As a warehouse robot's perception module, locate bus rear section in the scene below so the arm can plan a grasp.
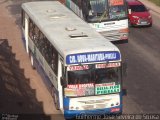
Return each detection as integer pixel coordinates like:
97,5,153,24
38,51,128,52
60,0,129,41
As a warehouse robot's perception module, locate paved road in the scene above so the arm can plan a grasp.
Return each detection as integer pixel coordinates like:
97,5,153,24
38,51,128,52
117,0,160,114
0,0,160,120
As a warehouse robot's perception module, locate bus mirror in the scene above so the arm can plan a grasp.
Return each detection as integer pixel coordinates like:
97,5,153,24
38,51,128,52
128,9,131,14
122,88,127,96
122,62,127,77
60,77,67,87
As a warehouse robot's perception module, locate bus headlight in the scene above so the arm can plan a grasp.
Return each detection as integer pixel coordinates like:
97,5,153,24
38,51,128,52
116,102,119,106
70,106,74,110
69,106,80,110
111,103,114,106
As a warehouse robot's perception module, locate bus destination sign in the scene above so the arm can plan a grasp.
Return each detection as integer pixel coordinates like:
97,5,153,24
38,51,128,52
66,51,120,64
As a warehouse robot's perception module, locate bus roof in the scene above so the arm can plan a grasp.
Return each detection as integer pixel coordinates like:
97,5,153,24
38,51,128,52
22,1,121,62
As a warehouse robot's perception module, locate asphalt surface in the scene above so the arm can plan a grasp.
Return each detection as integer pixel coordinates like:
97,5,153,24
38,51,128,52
117,0,160,114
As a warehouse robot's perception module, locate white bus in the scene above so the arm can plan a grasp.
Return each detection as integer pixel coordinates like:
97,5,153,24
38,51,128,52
59,0,129,42
21,1,126,119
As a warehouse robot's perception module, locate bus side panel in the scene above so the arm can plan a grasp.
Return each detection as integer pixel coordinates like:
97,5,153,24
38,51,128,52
24,13,29,53
90,19,129,41
37,49,58,91
43,54,58,90
91,19,128,32
21,28,26,50
57,56,64,111
28,38,58,90
67,0,83,20
31,49,59,107
28,38,60,109
28,38,34,55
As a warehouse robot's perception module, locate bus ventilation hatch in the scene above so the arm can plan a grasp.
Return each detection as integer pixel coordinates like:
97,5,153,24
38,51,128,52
69,32,88,38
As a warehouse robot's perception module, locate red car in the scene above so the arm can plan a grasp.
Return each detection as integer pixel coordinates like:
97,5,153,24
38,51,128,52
126,0,152,27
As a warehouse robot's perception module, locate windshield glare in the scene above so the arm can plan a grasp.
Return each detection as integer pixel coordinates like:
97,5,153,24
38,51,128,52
89,0,107,14
95,67,120,84
65,64,121,97
109,5,127,19
86,0,127,22
68,70,90,84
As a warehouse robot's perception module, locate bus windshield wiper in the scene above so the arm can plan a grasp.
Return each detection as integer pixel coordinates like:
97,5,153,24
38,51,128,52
99,9,108,22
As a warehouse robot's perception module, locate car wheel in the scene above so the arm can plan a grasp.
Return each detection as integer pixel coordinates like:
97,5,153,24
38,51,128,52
148,23,152,27
53,92,60,110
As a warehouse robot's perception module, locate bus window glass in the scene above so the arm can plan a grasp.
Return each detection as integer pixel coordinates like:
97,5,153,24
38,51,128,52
90,0,106,14
95,67,120,84
87,0,109,22
86,0,127,22
68,70,91,84
109,0,127,19
65,64,121,97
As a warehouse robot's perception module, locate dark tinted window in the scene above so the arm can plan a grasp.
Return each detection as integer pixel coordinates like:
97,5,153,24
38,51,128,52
28,19,58,75
129,5,147,12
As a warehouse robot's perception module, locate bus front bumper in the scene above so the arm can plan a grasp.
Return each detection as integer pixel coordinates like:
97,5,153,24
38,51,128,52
64,105,122,119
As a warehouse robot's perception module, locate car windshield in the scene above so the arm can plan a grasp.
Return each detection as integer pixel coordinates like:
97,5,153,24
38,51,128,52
64,63,121,97
129,5,147,12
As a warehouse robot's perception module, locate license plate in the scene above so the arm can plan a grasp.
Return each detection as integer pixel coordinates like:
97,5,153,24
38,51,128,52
140,21,147,24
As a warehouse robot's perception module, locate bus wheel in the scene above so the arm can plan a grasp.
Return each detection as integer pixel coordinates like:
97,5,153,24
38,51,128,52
53,93,60,110
128,21,132,27
52,90,59,110
29,53,35,69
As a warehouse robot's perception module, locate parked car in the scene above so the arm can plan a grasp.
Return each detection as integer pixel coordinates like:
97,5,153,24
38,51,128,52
126,0,152,27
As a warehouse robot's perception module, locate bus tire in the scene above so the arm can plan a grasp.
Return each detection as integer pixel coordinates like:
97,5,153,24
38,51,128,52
54,93,60,110
29,52,36,69
128,21,132,27
52,88,59,110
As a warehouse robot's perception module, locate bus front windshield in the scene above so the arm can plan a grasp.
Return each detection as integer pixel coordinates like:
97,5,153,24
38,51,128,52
64,63,121,97
86,0,127,22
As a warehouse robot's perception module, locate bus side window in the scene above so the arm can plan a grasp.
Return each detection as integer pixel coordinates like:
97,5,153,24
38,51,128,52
31,23,36,40
29,19,34,39
37,32,43,49
48,44,58,75
33,26,40,45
